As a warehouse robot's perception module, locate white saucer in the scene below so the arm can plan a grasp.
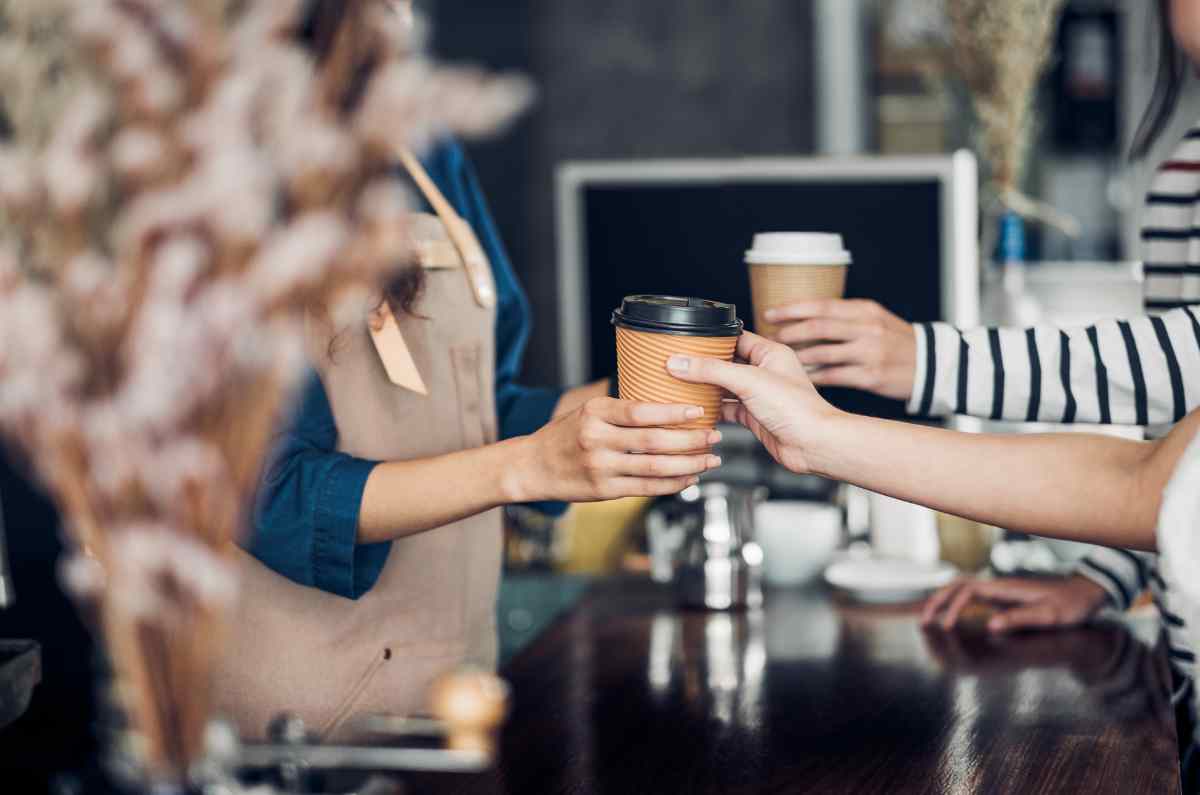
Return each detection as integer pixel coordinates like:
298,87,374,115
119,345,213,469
823,556,958,604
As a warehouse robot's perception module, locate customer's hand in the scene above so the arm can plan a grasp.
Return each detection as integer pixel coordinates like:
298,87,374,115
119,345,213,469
665,332,841,474
520,397,722,502
764,299,917,401
921,575,1110,634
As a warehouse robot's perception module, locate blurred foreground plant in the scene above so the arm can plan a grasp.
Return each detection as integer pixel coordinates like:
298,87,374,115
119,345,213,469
0,0,530,783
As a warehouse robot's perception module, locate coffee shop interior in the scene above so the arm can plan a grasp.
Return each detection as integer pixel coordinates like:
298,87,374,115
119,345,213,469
0,0,1197,793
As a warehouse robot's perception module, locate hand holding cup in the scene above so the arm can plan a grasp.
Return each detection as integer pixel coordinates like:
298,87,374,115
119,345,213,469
518,397,723,503
745,233,850,340
764,298,917,401
665,331,840,475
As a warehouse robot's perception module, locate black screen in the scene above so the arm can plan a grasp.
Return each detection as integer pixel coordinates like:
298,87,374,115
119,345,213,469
582,180,944,421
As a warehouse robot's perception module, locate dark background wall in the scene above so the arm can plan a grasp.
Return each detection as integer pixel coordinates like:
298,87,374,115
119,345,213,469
433,0,816,386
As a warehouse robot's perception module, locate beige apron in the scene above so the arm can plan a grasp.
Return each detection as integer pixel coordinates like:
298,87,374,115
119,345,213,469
215,163,503,741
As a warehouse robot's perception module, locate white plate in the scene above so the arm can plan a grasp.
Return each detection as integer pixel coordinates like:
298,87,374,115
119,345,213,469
823,556,958,604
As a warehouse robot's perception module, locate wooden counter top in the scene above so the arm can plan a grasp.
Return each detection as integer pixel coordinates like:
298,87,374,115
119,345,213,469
416,578,1180,794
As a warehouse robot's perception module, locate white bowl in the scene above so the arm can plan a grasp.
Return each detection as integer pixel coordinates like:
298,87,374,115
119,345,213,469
754,501,843,587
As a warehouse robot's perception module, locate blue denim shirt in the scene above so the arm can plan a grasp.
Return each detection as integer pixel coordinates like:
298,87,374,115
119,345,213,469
249,139,565,599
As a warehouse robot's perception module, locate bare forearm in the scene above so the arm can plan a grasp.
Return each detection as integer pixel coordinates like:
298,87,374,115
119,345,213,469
356,394,720,544
668,332,1200,554
809,415,1163,550
357,384,604,542
357,437,529,544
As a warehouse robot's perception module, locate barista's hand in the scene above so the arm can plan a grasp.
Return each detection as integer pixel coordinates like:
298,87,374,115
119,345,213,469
921,575,1110,634
665,332,840,475
765,299,917,401
518,397,722,502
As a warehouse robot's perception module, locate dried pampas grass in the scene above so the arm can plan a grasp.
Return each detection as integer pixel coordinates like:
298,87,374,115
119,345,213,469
944,0,1068,194
893,0,1074,235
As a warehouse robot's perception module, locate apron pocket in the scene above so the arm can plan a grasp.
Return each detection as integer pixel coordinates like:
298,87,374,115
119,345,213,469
451,343,493,448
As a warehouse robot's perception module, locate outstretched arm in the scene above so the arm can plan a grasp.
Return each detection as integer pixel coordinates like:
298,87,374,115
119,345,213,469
254,374,719,599
667,332,1200,552
806,413,1189,550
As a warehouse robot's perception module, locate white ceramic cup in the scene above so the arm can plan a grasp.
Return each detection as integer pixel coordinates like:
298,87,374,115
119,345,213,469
754,501,843,587
867,491,940,565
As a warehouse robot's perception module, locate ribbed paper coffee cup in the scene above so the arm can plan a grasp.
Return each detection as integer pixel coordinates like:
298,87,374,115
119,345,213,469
745,233,851,341
612,296,742,431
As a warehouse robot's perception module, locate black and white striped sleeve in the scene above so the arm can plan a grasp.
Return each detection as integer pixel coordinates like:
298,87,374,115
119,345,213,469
1072,547,1153,610
908,307,1200,425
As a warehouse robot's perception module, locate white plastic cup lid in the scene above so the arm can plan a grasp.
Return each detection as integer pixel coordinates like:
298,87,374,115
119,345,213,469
745,232,852,266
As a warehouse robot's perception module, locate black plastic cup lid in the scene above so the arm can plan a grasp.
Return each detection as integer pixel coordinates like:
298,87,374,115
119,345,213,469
611,295,743,337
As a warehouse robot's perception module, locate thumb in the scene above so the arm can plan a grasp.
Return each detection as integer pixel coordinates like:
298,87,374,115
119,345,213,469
666,354,765,400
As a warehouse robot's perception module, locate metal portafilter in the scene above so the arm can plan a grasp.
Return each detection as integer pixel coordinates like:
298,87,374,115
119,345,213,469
228,669,510,786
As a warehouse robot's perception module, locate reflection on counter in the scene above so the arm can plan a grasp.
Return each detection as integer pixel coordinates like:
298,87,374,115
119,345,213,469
428,579,1178,795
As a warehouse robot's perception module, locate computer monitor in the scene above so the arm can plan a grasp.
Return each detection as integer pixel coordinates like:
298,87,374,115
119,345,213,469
555,153,979,421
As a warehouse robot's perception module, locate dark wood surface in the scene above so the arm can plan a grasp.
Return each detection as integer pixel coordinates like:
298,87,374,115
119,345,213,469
415,578,1180,795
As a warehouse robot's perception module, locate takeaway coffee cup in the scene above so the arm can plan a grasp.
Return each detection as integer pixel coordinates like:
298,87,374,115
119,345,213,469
745,233,852,340
611,295,743,431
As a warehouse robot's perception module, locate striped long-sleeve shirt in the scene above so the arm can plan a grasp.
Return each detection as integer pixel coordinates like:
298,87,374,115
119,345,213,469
908,306,1200,426
909,128,1200,706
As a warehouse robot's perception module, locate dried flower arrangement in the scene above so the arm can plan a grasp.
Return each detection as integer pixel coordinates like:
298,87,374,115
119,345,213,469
892,0,1076,236
942,0,1075,233
0,0,530,783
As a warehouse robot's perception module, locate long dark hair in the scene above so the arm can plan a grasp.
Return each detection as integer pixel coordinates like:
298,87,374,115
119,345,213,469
1131,0,1189,159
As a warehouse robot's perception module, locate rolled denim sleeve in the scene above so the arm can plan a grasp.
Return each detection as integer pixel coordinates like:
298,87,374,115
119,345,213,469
249,372,391,599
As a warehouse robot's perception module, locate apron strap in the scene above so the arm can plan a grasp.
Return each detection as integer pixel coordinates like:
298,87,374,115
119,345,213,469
398,148,497,309
369,151,498,393
368,301,428,395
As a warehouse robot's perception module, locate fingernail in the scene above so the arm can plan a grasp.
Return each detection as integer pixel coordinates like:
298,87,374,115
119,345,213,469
687,476,700,486
707,455,722,468
668,355,691,374
764,309,780,321
708,430,722,444
685,406,704,419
